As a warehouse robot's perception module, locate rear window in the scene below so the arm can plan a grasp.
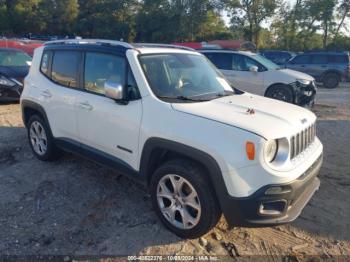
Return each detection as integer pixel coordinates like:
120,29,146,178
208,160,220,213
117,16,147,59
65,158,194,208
51,51,80,88
328,55,348,64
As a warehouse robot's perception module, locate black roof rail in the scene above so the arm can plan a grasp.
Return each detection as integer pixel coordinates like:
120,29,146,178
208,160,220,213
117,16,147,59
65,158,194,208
132,43,195,51
303,50,348,54
44,39,133,49
198,48,241,52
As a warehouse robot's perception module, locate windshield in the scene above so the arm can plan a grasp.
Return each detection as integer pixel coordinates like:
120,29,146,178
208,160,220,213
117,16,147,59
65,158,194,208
0,50,32,67
251,54,280,70
139,53,235,101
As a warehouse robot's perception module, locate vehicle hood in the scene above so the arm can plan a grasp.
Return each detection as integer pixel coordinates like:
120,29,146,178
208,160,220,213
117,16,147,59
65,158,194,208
0,66,29,80
172,93,316,139
276,68,314,82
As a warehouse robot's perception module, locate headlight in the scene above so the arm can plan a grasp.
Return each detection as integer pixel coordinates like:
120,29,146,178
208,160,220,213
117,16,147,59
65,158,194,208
264,140,278,163
0,76,16,87
296,79,311,86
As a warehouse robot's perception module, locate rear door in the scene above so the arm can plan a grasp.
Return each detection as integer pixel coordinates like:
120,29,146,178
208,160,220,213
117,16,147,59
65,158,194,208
76,51,142,170
35,49,81,141
309,54,328,78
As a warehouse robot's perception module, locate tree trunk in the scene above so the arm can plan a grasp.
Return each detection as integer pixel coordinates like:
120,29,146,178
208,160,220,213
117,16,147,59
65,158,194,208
323,21,328,49
334,6,350,38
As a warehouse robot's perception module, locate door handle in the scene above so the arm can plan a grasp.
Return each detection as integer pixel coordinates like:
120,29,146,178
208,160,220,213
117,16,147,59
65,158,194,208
41,90,52,98
77,101,93,111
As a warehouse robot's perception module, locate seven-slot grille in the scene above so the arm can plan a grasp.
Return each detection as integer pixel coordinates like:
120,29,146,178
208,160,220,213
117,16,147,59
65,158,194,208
290,123,316,160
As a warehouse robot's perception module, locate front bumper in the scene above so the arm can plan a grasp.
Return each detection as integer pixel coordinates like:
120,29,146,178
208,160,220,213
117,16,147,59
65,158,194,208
292,81,317,107
223,154,323,227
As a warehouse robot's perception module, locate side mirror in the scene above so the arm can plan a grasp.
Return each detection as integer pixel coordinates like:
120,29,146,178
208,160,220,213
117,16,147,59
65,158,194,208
249,65,259,73
104,80,124,101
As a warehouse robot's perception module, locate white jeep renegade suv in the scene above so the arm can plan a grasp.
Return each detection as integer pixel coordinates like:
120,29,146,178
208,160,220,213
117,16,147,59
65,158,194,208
21,40,323,239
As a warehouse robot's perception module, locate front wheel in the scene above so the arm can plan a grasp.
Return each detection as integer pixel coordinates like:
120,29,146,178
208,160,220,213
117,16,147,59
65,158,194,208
150,159,221,239
265,84,294,103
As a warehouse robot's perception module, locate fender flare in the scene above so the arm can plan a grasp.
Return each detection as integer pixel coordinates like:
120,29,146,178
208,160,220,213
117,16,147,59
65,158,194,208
21,99,50,128
139,137,233,217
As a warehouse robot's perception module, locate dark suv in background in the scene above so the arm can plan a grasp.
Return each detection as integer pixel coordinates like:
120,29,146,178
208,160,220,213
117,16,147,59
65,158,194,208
260,50,296,65
286,51,350,88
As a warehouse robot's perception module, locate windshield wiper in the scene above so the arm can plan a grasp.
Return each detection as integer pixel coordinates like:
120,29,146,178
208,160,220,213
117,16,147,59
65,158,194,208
212,90,235,99
158,95,209,102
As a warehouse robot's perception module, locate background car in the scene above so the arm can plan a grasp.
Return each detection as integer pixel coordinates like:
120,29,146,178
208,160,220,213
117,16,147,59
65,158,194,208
0,39,43,56
260,50,296,65
200,49,317,107
286,51,350,89
0,48,31,102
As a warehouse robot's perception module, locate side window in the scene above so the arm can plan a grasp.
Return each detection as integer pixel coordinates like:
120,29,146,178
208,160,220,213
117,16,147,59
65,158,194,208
204,53,232,70
84,52,126,95
51,51,80,88
292,55,310,64
232,54,264,71
40,51,51,77
311,55,327,64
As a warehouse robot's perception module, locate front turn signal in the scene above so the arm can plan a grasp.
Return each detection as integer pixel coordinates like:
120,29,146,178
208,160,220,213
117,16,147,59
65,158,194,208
246,142,255,160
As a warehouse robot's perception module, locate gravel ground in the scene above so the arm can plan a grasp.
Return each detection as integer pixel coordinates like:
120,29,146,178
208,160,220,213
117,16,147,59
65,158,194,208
0,84,349,259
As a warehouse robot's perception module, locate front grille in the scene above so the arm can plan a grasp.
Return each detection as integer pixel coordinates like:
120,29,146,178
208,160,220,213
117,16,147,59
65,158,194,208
290,123,316,160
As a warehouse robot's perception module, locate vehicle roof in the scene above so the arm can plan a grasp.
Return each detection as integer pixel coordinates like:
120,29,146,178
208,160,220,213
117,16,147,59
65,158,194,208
298,51,349,55
199,49,256,56
260,50,295,53
43,39,200,55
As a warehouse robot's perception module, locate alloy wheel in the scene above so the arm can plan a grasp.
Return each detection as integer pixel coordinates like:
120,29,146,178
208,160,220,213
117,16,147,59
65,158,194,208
157,174,201,230
29,121,48,156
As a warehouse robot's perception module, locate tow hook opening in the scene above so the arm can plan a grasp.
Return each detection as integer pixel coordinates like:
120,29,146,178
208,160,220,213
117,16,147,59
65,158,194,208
258,200,288,216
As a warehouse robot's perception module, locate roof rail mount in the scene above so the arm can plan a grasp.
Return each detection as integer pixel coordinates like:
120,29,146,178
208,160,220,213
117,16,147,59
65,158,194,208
132,43,195,51
44,39,133,49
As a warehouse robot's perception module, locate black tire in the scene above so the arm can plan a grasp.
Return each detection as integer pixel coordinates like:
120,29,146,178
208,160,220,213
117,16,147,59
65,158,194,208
150,158,221,239
323,73,340,89
265,84,294,103
27,115,61,161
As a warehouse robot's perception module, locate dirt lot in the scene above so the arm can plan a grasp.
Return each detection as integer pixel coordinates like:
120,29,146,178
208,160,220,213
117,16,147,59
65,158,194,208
0,85,349,260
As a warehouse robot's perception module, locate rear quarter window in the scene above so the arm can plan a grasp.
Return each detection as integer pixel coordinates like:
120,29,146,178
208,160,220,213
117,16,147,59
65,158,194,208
40,51,51,77
328,55,348,64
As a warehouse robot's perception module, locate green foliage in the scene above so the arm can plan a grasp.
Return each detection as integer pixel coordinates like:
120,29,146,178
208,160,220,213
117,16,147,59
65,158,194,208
0,0,349,51
225,0,280,48
135,0,231,42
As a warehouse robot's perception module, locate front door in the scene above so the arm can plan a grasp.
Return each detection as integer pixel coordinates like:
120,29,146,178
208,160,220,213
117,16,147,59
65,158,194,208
76,51,142,170
223,54,265,95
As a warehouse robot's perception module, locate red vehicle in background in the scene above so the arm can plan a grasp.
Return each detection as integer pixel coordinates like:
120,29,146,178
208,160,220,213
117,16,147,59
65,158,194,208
0,39,43,56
